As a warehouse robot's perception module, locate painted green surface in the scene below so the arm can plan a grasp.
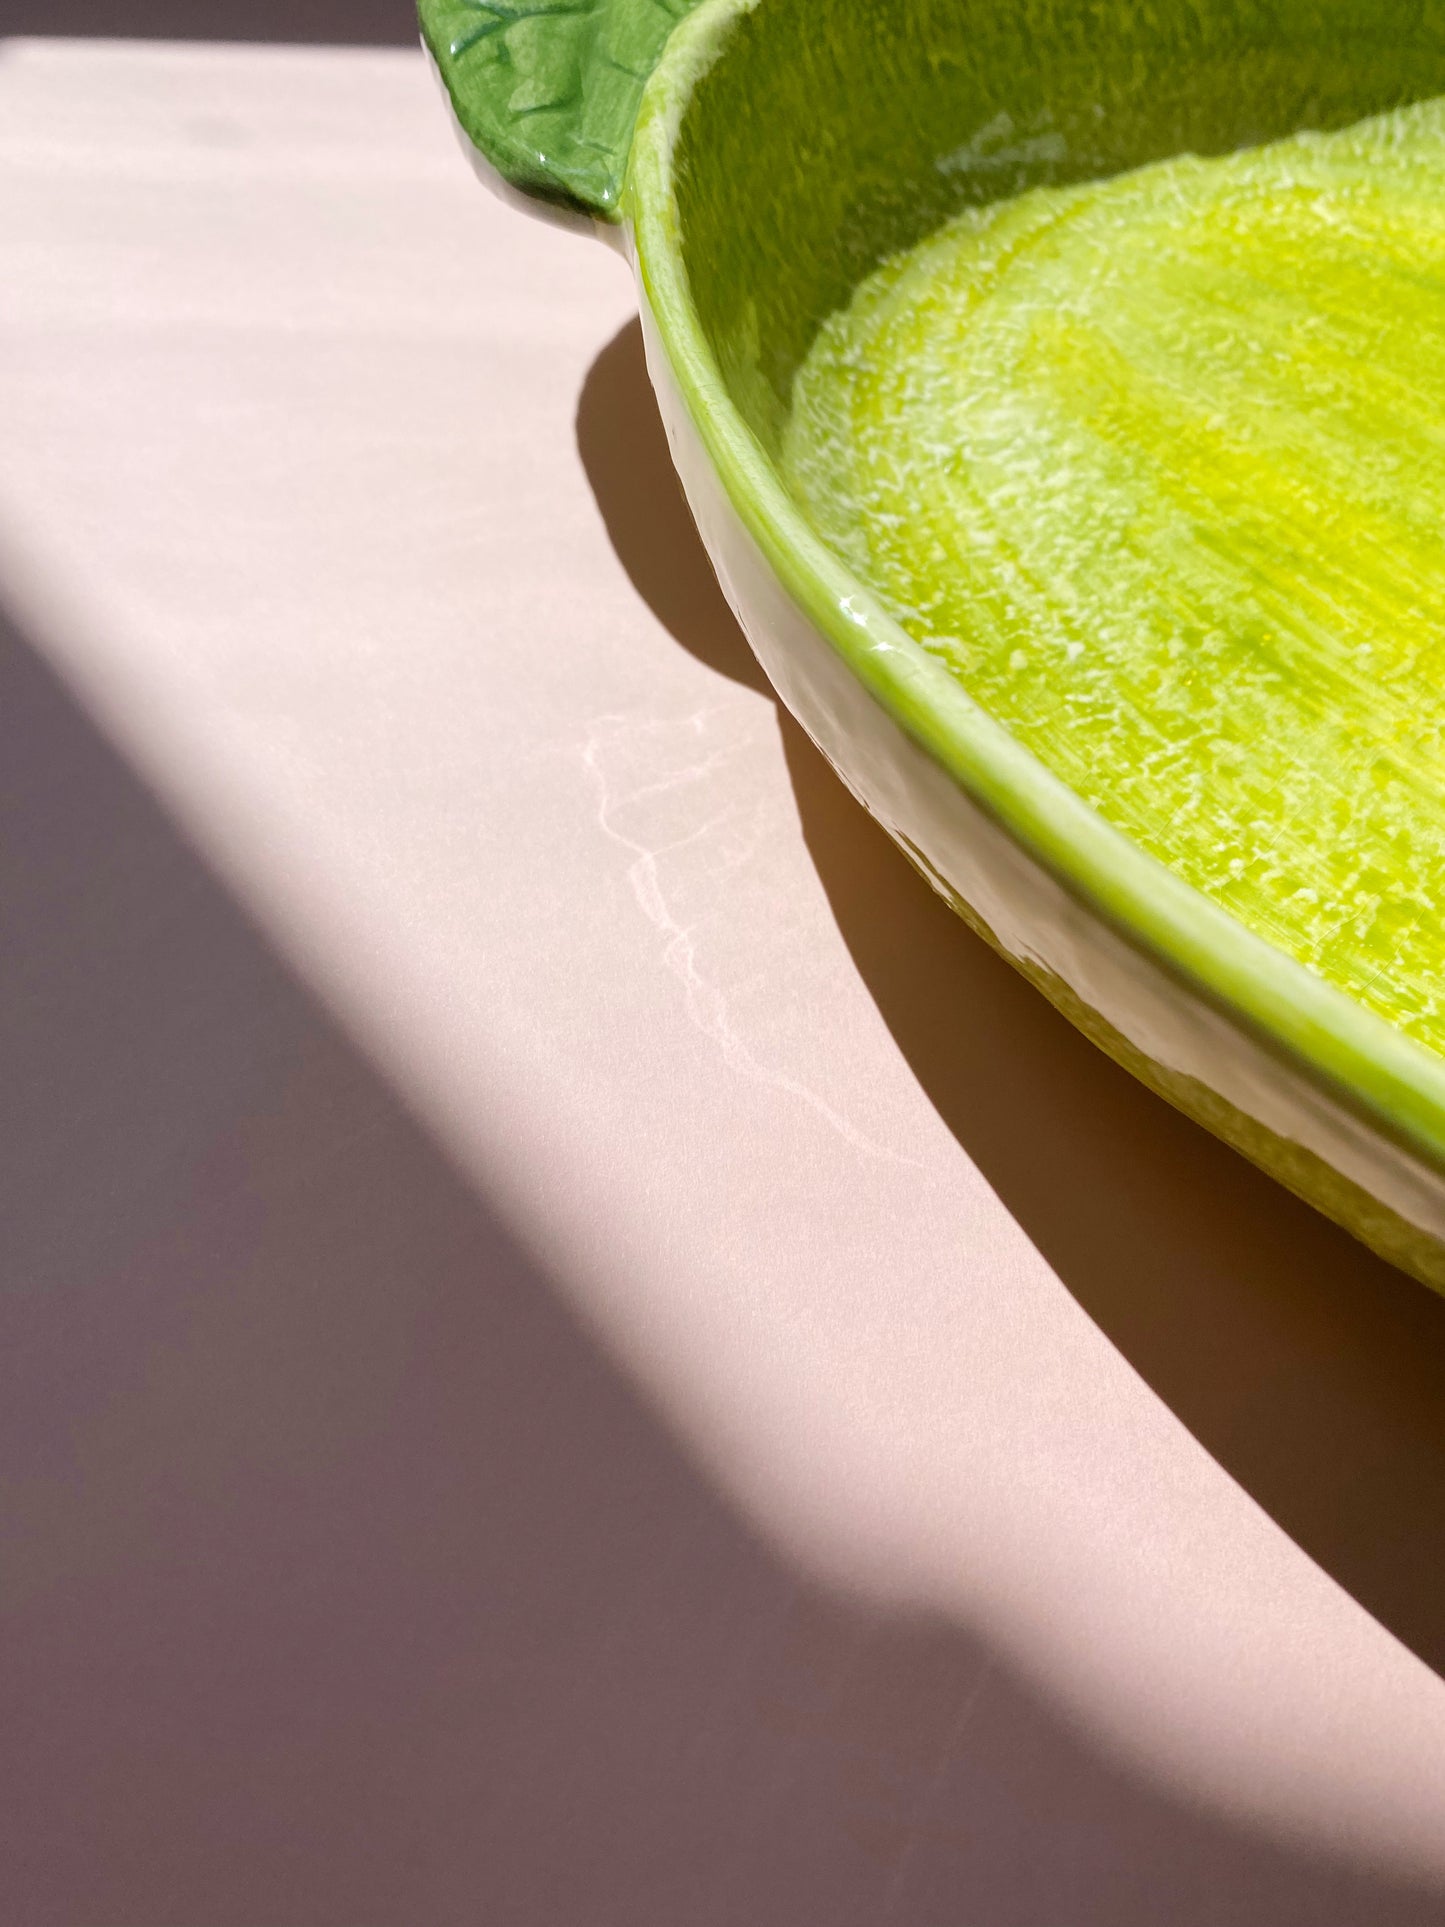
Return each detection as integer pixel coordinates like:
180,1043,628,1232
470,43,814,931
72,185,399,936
666,0,1445,456
418,0,698,215
428,0,1445,1250
626,0,1445,1184
781,100,1445,1055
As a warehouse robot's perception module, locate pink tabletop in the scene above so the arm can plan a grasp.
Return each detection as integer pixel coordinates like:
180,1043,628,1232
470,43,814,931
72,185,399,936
2,37,1445,1924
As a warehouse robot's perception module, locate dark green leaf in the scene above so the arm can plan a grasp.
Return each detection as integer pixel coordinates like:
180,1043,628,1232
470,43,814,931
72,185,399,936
419,0,699,217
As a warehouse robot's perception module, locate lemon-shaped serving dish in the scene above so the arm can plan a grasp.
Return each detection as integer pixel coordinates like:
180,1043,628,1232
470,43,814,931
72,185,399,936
422,0,1445,1291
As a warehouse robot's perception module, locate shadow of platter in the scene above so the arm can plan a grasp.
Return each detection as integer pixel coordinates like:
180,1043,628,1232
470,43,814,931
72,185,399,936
576,315,1445,1700
0,462,1438,1918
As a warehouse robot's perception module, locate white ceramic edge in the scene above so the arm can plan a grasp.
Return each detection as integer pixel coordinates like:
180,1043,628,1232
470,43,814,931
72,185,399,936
629,287,1445,1258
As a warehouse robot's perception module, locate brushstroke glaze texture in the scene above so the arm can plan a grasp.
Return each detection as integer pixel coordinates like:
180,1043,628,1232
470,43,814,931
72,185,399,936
424,0,1445,1289
783,101,1445,1056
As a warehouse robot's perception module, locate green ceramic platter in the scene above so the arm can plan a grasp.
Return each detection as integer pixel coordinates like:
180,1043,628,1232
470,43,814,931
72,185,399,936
422,0,1445,1290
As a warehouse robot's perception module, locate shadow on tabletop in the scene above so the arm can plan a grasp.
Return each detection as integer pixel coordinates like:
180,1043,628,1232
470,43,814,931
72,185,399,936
577,315,1445,1691
4,0,416,43
0,595,1436,1924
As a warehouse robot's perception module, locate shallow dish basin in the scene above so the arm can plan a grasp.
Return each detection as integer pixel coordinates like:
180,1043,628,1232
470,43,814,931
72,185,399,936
422,0,1445,1291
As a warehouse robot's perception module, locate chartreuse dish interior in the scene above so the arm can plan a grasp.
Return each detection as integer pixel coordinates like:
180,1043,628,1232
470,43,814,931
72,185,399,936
781,99,1445,1053
422,0,1445,1275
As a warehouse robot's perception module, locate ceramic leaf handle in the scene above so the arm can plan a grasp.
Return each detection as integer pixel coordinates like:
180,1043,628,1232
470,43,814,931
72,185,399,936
419,0,701,220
